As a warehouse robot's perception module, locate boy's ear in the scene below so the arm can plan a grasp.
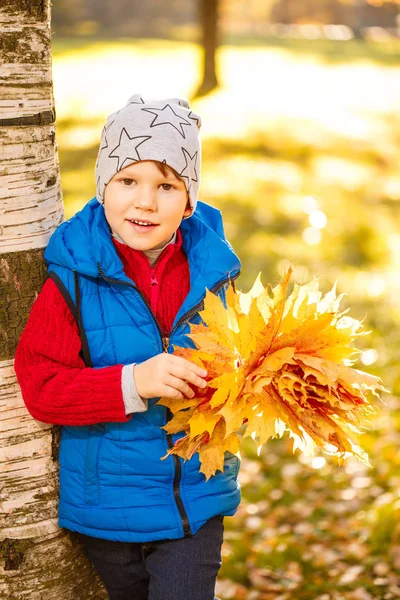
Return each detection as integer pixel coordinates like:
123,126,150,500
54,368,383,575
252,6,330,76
183,199,192,218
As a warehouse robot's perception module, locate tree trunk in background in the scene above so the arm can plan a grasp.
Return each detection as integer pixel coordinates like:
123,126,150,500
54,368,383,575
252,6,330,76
352,0,367,39
0,1,106,597
328,0,344,24
196,0,220,97
279,0,292,24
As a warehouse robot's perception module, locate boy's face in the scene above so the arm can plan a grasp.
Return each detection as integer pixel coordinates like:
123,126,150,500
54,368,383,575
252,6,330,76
103,160,191,251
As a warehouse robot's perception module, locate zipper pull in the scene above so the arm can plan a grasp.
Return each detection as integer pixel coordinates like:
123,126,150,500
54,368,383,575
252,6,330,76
150,272,158,286
162,336,170,353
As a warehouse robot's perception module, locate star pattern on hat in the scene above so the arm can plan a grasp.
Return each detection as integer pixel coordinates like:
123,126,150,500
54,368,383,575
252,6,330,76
128,96,145,105
188,111,201,129
108,128,152,171
141,104,191,138
104,119,115,134
96,175,104,200
96,119,115,169
179,147,199,192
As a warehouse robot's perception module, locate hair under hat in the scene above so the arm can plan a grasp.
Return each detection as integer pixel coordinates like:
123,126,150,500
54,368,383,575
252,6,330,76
95,94,202,217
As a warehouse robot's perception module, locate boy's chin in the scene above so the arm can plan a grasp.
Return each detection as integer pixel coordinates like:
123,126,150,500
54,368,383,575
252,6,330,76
123,233,173,252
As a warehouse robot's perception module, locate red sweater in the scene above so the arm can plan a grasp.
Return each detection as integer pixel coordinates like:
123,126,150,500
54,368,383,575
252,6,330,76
14,229,190,426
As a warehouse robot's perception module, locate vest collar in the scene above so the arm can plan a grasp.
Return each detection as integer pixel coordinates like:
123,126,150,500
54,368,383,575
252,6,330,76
45,198,241,327
112,228,183,279
93,200,239,279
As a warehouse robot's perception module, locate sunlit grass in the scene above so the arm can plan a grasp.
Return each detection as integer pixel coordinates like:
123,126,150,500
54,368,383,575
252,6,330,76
53,37,400,137
52,39,201,121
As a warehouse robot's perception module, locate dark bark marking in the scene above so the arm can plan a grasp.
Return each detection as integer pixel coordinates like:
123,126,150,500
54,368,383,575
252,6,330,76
0,538,33,571
0,29,50,64
51,426,61,463
0,248,47,361
0,0,48,21
0,110,55,127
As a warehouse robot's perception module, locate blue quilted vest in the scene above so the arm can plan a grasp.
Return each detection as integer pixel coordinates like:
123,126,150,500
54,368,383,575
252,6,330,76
44,198,242,542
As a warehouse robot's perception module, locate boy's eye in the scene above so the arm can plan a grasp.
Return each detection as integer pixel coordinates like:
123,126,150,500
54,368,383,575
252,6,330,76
120,180,174,190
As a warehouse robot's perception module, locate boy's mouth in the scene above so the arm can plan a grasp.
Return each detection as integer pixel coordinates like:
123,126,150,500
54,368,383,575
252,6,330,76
126,219,159,233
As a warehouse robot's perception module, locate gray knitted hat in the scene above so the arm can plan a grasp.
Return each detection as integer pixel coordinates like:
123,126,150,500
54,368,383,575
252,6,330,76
95,94,202,216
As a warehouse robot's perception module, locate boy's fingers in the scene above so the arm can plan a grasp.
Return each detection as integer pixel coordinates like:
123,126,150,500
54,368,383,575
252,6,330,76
169,355,207,377
163,385,184,400
166,375,194,398
168,363,207,389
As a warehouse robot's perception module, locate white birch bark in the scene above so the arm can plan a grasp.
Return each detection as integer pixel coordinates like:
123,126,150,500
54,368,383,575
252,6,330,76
0,1,106,597
0,0,64,253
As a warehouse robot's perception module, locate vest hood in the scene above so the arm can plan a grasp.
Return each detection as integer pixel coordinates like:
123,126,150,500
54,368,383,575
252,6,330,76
44,198,241,289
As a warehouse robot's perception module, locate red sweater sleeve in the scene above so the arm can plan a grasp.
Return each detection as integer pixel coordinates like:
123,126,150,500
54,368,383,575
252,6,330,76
14,277,131,426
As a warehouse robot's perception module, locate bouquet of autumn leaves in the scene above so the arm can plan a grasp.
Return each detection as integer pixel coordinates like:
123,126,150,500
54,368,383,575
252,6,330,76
158,267,386,480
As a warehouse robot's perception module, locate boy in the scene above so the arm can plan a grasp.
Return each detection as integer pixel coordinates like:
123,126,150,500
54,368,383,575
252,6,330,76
14,94,241,600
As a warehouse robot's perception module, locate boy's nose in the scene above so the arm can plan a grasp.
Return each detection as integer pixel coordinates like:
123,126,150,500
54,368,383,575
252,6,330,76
134,189,157,210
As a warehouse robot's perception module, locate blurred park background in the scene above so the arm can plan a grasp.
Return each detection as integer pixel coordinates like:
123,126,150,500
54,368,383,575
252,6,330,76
51,1,400,598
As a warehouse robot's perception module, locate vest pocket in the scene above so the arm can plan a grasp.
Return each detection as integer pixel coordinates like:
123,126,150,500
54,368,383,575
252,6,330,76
84,423,105,505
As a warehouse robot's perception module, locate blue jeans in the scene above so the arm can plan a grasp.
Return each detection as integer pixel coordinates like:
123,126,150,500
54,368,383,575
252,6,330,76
78,515,224,600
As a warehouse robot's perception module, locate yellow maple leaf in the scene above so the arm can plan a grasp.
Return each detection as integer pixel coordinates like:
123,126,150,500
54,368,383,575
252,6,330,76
188,411,221,438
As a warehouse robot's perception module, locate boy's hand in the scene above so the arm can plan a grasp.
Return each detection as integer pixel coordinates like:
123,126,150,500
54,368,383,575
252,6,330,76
133,354,208,400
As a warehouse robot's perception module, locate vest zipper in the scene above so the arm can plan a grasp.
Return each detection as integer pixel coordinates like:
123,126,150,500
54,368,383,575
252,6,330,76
97,263,241,347
150,270,159,315
160,270,240,537
167,268,241,337
162,340,192,537
97,263,241,538
98,263,165,342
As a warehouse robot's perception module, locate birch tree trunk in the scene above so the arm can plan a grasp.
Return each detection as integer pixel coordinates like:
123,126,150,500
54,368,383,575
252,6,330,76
0,1,106,597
